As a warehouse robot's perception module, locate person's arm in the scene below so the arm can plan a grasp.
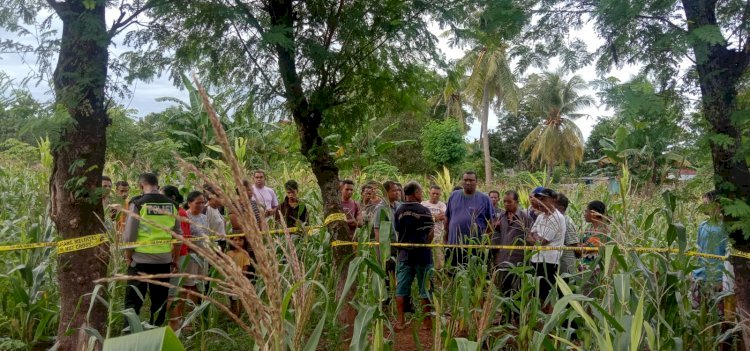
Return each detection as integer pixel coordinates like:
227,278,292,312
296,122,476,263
443,201,451,243
426,211,435,244
373,206,382,241
535,215,559,246
122,203,139,266
435,206,446,222
484,199,495,235
211,207,227,237
271,190,279,210
355,203,363,228
526,216,549,245
266,190,279,216
171,215,182,271
300,205,309,224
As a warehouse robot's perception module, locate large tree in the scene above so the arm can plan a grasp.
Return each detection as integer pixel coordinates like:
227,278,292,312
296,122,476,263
460,43,518,184
520,0,750,343
1,1,152,349
124,0,480,323
519,70,592,178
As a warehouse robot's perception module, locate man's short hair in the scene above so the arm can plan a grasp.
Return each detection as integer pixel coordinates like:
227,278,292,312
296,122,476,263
253,169,266,177
430,185,442,191
138,172,158,186
102,175,111,182
488,190,500,197
115,181,129,187
403,181,422,196
361,184,373,193
341,179,354,186
462,171,477,179
504,190,519,201
556,193,569,211
587,200,606,216
285,180,299,191
704,190,719,203
383,180,398,192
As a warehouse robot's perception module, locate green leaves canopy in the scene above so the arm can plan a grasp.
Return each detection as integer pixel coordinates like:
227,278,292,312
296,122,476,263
421,118,466,169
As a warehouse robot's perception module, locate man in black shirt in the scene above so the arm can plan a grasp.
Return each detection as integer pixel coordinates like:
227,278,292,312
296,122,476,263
394,181,434,330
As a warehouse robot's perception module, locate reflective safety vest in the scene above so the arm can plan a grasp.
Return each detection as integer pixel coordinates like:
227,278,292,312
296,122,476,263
135,202,177,254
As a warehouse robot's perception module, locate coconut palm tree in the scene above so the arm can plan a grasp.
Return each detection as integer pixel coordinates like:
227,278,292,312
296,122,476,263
460,43,519,184
431,68,468,131
520,70,593,179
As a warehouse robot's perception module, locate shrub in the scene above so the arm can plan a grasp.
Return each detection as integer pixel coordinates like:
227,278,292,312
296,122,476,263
420,119,466,170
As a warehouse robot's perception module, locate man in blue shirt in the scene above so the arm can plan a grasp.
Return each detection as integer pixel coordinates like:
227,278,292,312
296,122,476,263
691,190,728,309
444,171,494,267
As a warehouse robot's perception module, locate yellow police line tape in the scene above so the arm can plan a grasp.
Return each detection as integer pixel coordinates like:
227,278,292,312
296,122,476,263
2,209,748,261
330,241,750,261
0,213,349,253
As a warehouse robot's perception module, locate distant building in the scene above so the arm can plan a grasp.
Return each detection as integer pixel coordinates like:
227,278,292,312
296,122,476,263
666,168,697,181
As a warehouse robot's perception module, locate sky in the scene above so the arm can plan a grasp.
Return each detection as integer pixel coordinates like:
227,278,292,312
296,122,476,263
0,9,641,142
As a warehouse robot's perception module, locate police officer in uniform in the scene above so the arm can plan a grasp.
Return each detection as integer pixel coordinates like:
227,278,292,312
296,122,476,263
123,173,182,327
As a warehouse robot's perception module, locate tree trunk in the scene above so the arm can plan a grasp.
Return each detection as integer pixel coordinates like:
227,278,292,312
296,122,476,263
546,161,555,185
480,82,493,184
48,2,110,350
682,0,750,345
268,0,357,327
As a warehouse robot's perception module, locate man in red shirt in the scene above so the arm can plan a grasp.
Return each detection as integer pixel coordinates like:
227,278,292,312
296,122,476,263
340,179,362,237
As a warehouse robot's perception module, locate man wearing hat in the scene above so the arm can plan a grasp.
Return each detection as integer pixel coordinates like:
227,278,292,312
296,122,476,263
528,186,546,222
527,187,566,313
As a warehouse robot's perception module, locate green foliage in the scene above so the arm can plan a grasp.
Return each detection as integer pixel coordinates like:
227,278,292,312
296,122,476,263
420,119,466,170
0,139,37,164
102,327,184,351
332,118,415,175
587,75,695,184
0,160,57,350
361,161,400,179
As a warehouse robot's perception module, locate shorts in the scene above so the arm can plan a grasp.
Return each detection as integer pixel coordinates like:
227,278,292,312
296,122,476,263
396,262,432,299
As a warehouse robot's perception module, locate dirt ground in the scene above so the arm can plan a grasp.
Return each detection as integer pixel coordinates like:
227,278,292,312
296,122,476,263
388,321,434,351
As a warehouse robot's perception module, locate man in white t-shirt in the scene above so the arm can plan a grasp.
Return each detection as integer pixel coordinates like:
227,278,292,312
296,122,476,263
422,185,447,269
252,170,279,217
527,188,566,312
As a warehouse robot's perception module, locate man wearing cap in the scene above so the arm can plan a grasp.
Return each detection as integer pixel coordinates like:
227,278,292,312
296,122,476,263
527,188,566,313
528,186,545,222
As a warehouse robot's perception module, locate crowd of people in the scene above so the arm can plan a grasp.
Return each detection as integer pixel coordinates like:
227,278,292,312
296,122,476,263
102,169,730,333
101,170,309,330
